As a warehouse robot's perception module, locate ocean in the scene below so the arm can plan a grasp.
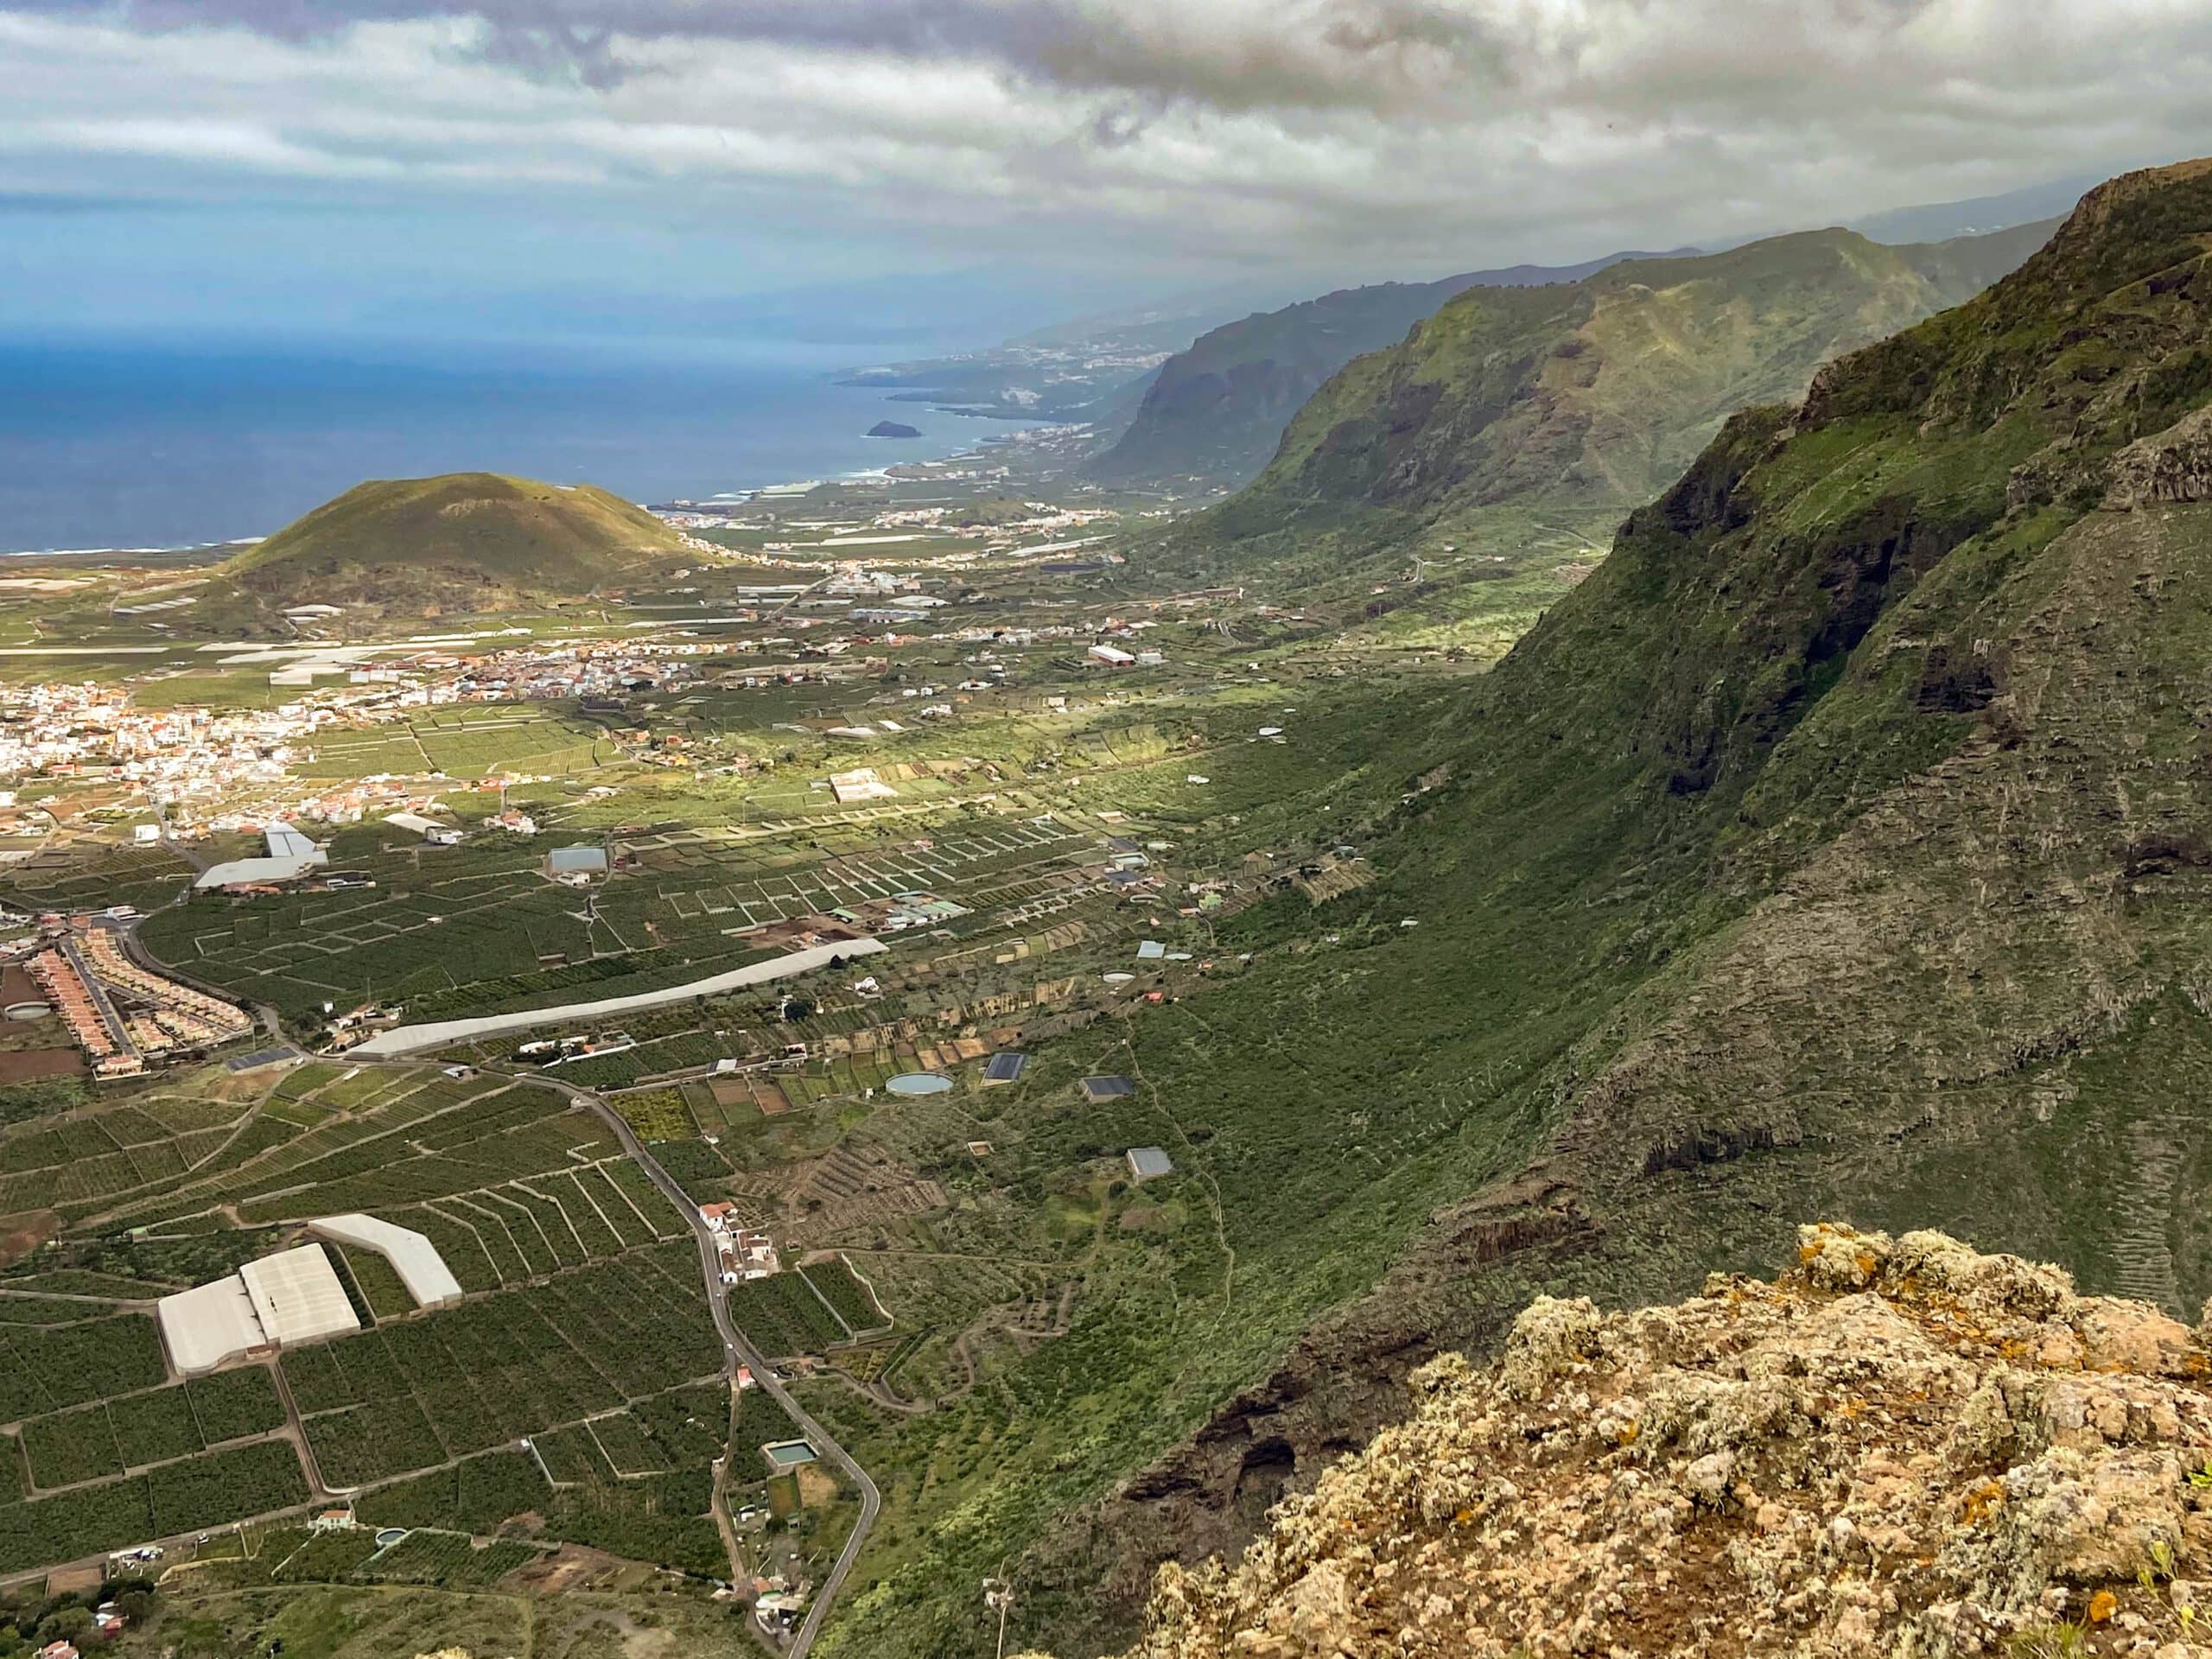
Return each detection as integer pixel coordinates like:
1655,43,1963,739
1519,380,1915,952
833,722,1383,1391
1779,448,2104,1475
0,335,1029,555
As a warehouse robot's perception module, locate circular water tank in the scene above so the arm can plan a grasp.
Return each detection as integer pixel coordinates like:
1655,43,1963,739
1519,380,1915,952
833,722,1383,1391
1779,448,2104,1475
885,1072,953,1096
4,1001,51,1021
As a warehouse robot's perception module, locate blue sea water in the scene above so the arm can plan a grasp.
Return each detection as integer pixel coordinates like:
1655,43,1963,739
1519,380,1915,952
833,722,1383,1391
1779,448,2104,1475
0,334,1027,555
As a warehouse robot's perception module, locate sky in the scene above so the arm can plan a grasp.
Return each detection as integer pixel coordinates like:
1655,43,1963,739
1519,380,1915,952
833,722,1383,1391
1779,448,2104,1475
4,0,2212,353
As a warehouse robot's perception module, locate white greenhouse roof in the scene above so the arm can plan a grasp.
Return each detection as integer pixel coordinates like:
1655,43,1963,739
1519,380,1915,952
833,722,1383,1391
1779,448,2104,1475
265,825,321,861
238,1243,361,1347
309,1214,464,1309
195,854,326,890
156,1276,268,1376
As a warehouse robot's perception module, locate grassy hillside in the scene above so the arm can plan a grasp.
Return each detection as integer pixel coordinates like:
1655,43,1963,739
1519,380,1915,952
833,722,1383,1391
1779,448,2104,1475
1086,249,1687,491
1154,219,2058,615
816,162,2212,1658
221,472,690,617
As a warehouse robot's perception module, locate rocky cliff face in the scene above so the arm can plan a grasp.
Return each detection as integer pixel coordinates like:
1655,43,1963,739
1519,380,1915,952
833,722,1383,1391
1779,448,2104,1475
1037,1225,2212,1659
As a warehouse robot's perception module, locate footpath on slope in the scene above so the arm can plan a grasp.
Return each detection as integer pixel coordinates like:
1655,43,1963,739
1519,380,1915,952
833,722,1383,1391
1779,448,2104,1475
1039,1224,2212,1659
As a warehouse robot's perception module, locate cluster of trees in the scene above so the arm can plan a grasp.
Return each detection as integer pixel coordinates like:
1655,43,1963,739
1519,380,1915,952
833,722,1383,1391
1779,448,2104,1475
0,1579,156,1658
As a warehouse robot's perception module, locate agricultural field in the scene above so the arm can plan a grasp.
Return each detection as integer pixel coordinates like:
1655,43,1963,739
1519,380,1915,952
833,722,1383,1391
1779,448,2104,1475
727,1272,849,1359
0,1437,311,1574
285,1240,721,1474
132,779,1120,1028
84,1070,635,1241
803,1256,889,1334
0,516,1504,1659
0,1041,736,1579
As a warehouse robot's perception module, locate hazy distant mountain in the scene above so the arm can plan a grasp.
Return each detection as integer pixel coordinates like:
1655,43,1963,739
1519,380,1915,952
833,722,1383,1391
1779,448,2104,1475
1847,172,2105,244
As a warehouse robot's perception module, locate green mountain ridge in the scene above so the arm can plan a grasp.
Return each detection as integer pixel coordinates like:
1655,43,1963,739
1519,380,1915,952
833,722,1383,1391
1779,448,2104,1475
939,158,2212,1656
1086,248,1692,491
1200,218,2059,561
220,471,690,618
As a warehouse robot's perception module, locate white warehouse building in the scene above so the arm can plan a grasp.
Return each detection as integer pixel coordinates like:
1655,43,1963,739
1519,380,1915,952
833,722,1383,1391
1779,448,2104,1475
194,824,329,892
308,1214,465,1309
156,1243,361,1376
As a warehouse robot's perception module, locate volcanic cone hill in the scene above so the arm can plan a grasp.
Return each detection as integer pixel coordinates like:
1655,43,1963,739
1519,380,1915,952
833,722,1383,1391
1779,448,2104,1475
219,471,690,618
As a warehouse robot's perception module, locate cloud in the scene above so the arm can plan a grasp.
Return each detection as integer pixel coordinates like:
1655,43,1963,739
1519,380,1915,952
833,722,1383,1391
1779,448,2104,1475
2,0,2210,288
13,0,1511,109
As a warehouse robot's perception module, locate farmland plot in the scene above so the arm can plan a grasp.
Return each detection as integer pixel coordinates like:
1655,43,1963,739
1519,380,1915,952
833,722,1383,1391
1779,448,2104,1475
288,1243,721,1489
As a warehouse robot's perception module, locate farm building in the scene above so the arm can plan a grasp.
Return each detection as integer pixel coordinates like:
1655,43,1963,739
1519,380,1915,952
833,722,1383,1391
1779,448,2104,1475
155,1275,268,1376
308,1214,465,1309
160,1247,360,1380
156,1243,360,1375
240,1244,361,1345
1079,1075,1135,1103
194,824,328,892
829,767,899,804
1127,1147,1174,1181
383,810,461,842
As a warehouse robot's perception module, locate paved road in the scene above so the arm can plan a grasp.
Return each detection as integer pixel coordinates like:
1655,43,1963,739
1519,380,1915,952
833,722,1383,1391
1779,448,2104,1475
548,1077,883,1659
119,887,289,1046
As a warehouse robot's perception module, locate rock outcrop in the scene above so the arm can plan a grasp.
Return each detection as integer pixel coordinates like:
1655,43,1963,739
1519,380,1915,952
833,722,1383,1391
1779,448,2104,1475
1040,1226,2212,1658
2106,407,2212,510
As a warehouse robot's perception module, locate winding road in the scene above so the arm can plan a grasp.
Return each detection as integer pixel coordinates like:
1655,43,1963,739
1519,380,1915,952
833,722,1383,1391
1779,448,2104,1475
545,1077,882,1659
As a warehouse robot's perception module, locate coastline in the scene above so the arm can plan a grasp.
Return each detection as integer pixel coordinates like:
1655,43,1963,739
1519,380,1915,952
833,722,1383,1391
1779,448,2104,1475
0,339,1052,557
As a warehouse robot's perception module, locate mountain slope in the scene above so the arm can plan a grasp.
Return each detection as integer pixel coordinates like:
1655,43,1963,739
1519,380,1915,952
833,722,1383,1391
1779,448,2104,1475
1086,250,1689,489
1192,219,2059,572
222,472,690,616
965,160,2212,1657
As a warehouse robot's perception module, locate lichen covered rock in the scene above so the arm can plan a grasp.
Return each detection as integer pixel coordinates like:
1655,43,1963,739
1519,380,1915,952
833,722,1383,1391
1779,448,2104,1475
1067,1225,2212,1658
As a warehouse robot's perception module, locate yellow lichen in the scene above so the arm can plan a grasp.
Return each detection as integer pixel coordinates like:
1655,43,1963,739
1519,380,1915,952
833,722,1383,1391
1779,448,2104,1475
1961,1480,2005,1526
